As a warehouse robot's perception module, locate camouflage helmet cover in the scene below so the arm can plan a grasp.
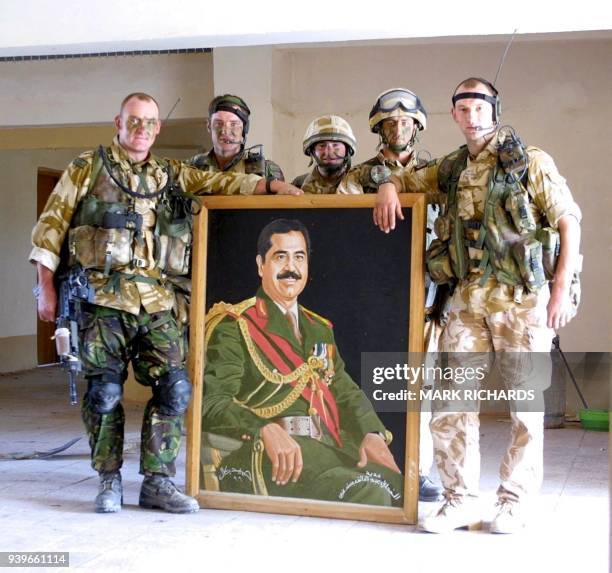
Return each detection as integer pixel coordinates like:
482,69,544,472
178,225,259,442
368,88,427,133
302,115,357,156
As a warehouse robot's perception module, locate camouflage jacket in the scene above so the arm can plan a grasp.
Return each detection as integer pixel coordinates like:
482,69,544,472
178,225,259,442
187,148,285,181
405,132,581,309
337,151,417,194
30,136,262,315
292,165,347,194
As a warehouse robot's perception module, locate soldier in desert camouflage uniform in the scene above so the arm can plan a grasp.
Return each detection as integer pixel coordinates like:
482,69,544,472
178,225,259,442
373,78,582,533
188,94,285,191
337,88,427,195
30,92,301,515
292,115,356,194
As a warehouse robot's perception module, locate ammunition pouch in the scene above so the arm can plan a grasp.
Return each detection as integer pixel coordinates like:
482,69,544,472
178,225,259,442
505,186,536,235
536,227,560,280
69,225,134,275
153,190,195,277
426,239,456,285
511,236,546,293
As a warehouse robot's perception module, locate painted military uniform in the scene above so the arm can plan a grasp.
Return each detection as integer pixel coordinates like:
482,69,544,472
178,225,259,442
337,151,418,195
188,148,284,182
397,131,581,502
30,136,262,478
203,289,403,506
291,166,347,195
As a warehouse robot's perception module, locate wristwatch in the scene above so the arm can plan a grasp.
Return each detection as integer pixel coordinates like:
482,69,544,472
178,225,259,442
265,178,278,194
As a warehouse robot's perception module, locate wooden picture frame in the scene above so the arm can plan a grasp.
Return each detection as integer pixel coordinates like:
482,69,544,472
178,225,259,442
185,194,425,524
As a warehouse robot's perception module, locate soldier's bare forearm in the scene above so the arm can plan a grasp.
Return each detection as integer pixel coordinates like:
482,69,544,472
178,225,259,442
36,263,57,322
552,215,581,295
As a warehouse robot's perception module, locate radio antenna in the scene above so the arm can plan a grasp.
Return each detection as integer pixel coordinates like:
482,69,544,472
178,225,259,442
493,29,518,87
164,97,182,124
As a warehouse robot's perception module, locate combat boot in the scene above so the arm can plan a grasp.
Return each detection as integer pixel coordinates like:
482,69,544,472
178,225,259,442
94,471,122,513
490,499,526,533
420,494,481,533
139,475,199,514
419,475,444,502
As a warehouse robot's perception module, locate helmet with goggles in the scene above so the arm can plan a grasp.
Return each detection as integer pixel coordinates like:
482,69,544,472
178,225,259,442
368,88,427,133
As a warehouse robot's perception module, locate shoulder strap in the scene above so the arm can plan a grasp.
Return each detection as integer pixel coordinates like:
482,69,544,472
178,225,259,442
438,146,469,203
204,298,257,346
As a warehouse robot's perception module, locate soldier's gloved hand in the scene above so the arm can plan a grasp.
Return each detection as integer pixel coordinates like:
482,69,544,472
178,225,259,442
261,422,304,485
373,182,403,233
357,433,401,474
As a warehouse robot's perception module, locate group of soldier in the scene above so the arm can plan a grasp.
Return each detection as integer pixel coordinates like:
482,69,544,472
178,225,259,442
31,78,581,535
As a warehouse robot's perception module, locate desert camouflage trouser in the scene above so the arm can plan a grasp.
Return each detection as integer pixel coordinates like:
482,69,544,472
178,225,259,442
431,278,554,502
79,304,186,476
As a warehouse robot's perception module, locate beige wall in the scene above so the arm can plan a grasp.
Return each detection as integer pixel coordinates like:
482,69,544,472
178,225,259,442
266,36,611,354
0,53,214,126
1,35,609,411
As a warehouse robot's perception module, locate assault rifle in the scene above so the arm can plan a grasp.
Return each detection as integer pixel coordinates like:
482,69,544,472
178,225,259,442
55,266,94,405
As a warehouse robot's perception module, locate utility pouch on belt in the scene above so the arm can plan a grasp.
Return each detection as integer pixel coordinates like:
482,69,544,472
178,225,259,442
434,214,451,242
512,236,546,292
536,227,560,280
68,226,134,273
426,238,455,285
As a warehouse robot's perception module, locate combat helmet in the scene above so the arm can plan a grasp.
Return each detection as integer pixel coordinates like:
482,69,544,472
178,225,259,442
368,88,427,133
302,115,357,157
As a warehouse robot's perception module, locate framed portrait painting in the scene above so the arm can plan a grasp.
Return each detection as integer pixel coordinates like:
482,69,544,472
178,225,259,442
185,194,425,524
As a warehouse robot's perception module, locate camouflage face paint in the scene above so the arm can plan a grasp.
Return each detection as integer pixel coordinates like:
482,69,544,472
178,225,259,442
381,118,414,152
125,116,159,137
211,120,243,142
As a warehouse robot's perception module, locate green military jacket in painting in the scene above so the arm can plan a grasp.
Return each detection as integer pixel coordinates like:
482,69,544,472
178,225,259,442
203,288,386,457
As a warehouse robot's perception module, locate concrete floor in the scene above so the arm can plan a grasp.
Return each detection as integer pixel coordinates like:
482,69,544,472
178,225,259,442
0,367,609,573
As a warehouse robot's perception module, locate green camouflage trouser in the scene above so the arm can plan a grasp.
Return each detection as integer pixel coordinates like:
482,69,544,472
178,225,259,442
79,304,186,476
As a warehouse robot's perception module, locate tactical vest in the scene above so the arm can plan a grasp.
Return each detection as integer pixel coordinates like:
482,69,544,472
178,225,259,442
191,147,284,181
427,145,560,293
68,147,195,278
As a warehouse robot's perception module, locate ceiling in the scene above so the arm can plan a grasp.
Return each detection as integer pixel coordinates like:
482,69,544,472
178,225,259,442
2,0,611,58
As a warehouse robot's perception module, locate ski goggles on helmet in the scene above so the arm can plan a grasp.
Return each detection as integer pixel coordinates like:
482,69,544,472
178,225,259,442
370,89,423,116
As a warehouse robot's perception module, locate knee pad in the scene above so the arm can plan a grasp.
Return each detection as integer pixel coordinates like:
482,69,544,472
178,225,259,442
153,368,192,416
86,374,123,414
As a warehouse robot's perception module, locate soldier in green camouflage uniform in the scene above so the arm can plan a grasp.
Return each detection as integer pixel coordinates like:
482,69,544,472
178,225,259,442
30,92,301,515
373,78,582,533
337,88,428,195
292,115,356,194
188,94,285,188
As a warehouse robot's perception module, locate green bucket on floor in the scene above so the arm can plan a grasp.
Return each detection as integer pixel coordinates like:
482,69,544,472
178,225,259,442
579,409,609,431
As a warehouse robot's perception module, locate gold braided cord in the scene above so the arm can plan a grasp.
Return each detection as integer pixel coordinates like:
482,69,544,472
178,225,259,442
205,297,325,420
204,298,256,347
233,317,324,419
